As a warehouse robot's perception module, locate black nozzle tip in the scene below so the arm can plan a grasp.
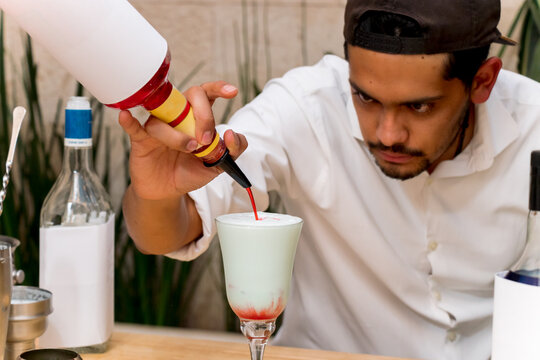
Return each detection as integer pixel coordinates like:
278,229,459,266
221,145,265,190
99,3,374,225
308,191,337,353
530,150,540,210
204,149,252,188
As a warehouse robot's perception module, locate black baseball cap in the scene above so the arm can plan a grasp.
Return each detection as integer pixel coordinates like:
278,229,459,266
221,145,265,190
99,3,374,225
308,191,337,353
344,0,517,55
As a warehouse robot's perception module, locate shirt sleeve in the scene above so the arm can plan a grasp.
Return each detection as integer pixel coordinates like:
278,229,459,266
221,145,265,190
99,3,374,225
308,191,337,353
165,172,235,261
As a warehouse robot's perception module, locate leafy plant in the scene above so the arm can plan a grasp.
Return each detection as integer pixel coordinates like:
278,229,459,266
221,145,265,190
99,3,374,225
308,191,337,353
499,0,540,80
0,19,60,286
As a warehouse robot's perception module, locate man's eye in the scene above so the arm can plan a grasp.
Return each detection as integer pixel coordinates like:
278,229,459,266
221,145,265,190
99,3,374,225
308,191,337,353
355,91,373,104
409,103,432,113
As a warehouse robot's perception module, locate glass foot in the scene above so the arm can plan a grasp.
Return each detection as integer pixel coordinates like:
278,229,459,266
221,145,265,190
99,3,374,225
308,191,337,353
240,319,276,360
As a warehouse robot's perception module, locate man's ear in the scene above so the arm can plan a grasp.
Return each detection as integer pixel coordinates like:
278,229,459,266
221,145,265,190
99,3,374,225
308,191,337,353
470,57,503,104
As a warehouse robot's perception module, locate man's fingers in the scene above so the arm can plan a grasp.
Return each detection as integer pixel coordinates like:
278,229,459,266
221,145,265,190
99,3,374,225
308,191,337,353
129,81,239,154
144,116,200,153
184,81,238,146
118,110,149,142
200,81,238,102
223,129,248,159
184,86,218,146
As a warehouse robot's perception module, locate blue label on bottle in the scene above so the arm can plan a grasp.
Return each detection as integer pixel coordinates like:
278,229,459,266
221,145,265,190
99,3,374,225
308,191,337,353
65,109,92,139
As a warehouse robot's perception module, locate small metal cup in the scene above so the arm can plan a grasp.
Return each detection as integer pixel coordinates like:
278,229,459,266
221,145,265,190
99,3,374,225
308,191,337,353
6,286,52,360
17,349,81,360
0,236,20,360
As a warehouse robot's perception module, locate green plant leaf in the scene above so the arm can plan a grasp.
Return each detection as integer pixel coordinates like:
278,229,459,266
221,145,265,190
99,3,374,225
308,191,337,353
526,0,540,32
498,1,528,58
529,41,540,79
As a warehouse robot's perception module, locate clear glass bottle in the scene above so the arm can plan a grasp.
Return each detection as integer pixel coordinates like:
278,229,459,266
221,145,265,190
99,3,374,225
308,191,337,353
39,96,114,353
506,150,540,285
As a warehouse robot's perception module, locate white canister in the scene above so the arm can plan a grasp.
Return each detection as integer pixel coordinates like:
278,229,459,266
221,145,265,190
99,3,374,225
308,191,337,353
492,271,540,359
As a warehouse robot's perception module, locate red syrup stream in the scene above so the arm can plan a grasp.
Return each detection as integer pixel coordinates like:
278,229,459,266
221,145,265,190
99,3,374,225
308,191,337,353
246,187,259,220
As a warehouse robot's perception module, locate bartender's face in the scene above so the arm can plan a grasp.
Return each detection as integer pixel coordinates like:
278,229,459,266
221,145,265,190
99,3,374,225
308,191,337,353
348,45,471,180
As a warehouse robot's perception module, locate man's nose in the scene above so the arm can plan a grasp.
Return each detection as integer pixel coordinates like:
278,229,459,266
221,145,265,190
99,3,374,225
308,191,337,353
375,109,408,146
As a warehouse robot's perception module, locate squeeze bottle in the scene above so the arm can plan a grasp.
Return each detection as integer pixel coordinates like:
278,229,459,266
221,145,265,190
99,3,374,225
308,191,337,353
0,0,251,188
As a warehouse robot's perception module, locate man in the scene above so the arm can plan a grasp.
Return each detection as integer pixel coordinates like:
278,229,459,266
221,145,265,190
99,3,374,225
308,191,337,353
119,0,540,359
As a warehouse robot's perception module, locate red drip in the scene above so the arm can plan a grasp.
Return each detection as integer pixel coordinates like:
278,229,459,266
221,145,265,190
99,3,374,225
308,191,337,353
232,296,285,321
246,187,259,220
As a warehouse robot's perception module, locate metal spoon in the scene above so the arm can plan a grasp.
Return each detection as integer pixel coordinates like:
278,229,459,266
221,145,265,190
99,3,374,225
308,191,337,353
0,106,27,217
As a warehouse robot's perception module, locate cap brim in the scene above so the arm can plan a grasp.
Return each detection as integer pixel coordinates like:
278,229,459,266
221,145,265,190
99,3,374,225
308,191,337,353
495,35,518,46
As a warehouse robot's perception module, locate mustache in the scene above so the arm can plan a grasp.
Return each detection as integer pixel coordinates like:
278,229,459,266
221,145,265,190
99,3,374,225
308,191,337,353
367,141,425,157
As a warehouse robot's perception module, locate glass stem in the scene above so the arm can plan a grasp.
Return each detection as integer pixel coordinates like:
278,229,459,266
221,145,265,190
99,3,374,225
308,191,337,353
240,320,276,360
248,338,267,360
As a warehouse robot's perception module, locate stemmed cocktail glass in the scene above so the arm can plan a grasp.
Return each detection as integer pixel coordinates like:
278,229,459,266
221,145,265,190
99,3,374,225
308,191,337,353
216,212,303,360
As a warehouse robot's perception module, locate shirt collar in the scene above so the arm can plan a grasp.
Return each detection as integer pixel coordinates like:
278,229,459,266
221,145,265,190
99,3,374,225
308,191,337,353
433,88,520,178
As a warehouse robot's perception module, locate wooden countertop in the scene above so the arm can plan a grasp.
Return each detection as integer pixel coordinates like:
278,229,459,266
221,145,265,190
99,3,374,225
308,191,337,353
81,331,418,360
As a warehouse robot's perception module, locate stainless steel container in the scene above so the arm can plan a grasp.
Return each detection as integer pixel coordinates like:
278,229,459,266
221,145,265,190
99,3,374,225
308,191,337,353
0,236,21,360
5,287,52,360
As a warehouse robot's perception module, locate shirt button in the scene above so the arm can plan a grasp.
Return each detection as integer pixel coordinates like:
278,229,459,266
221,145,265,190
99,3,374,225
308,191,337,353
428,241,438,252
446,330,458,342
426,178,433,185
432,290,441,301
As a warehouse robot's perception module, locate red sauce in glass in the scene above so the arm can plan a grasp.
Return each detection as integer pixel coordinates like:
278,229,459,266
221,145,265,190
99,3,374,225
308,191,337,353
232,296,285,320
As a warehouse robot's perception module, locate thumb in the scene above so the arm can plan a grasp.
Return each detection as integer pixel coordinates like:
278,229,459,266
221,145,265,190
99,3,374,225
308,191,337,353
118,110,149,143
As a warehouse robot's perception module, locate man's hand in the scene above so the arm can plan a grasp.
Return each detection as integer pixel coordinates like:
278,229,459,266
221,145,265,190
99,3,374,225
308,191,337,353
118,81,248,254
119,81,247,201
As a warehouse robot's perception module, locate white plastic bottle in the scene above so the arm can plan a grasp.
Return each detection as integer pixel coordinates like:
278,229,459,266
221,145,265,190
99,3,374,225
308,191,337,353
0,0,251,188
39,96,114,353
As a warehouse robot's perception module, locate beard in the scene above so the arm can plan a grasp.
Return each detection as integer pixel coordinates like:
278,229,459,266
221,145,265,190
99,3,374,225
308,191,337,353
367,102,470,181
366,142,429,180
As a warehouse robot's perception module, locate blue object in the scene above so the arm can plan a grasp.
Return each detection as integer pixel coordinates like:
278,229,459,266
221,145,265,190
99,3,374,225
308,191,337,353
65,109,92,139
506,270,540,286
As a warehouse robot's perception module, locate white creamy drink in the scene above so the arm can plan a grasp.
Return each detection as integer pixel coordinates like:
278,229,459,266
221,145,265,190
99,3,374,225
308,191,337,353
216,212,302,321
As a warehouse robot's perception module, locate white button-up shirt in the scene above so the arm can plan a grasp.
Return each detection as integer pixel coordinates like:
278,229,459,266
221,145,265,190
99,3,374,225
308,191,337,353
168,55,540,360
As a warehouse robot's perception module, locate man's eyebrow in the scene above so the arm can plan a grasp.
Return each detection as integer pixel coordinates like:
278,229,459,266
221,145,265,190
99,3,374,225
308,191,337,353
348,79,445,105
349,79,379,102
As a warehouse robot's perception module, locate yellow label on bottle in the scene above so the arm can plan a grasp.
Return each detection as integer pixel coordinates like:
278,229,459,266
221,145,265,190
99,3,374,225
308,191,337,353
150,86,221,158
149,88,187,122
172,106,196,138
194,132,220,158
